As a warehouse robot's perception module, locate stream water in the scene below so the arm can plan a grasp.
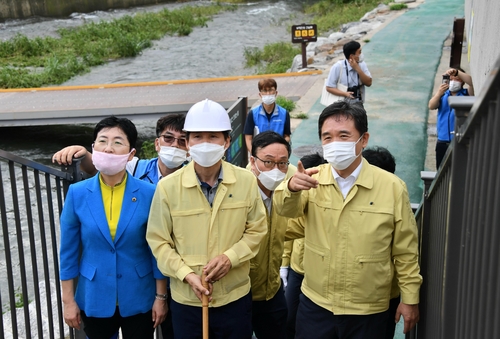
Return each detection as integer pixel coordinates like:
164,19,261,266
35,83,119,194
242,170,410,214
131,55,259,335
0,0,320,164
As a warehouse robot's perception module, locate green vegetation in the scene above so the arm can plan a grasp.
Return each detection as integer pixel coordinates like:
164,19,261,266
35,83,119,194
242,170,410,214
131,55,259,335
14,288,25,308
0,4,235,89
390,3,408,10
306,0,391,33
291,112,309,119
243,0,390,75
244,42,301,74
139,140,157,159
276,95,297,112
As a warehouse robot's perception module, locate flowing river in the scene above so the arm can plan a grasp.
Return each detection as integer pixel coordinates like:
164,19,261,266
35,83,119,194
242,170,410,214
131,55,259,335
0,0,320,165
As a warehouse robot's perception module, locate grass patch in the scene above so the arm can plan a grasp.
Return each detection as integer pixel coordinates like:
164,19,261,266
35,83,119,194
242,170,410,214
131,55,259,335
243,0,390,75
276,95,296,111
291,112,309,119
306,0,391,33
0,4,235,89
244,42,301,74
139,140,157,159
390,3,408,10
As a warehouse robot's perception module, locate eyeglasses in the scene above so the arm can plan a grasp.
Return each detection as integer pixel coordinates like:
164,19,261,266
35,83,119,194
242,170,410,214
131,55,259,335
260,89,277,95
94,139,129,150
254,156,289,171
159,134,186,147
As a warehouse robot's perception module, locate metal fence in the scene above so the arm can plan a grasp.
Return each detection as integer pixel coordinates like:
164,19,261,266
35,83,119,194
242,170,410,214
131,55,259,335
0,150,87,339
0,98,249,338
416,55,500,338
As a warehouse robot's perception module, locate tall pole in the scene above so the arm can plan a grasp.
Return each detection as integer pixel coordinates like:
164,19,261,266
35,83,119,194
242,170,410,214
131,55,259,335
301,42,307,69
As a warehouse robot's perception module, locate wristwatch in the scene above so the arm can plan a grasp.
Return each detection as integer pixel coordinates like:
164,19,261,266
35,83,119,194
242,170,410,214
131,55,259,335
455,69,459,76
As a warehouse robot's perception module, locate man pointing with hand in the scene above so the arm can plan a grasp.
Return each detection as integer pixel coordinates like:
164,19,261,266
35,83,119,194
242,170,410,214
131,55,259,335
274,101,422,339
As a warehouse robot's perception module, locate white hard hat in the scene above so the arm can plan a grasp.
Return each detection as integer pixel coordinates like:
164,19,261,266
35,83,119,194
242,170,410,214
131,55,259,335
183,99,232,132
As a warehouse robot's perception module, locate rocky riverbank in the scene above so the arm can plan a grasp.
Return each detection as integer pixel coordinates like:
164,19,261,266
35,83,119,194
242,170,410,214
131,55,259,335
290,1,419,74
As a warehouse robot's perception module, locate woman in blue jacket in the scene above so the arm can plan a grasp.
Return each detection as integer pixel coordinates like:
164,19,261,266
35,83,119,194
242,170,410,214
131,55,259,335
58,116,167,339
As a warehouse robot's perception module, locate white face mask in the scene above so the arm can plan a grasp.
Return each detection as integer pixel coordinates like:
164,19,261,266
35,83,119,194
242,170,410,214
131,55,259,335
92,148,133,176
253,162,286,191
262,95,276,105
449,80,462,92
189,142,226,168
322,135,363,171
158,146,187,169
358,53,364,63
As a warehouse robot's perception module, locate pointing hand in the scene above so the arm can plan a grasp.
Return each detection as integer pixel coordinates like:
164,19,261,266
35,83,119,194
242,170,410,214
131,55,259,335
288,161,319,192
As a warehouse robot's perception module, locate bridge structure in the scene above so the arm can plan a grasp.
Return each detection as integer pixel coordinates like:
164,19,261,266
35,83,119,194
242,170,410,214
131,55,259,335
0,71,322,127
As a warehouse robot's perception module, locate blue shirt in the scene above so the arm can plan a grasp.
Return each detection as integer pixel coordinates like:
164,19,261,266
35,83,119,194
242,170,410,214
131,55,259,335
436,88,469,142
243,104,291,137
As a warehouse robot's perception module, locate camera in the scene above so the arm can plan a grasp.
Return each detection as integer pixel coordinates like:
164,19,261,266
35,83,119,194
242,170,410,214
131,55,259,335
442,74,450,85
347,85,362,100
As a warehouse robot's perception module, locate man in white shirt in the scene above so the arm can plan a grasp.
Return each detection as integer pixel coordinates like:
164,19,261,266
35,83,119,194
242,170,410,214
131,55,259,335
326,40,372,103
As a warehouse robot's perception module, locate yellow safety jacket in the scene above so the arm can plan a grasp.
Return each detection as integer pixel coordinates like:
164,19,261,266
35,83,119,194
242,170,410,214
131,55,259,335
147,161,267,307
249,165,296,301
274,159,422,315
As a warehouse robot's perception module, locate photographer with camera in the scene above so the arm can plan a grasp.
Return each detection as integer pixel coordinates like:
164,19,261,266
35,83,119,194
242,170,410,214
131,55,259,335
325,40,372,103
428,67,474,169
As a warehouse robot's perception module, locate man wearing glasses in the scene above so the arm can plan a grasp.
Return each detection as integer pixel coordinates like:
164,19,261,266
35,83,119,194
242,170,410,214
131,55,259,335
244,78,291,154
52,114,188,184
127,114,187,184
247,131,296,339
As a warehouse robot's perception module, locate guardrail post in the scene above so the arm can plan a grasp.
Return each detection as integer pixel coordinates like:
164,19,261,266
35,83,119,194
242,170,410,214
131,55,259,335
60,157,89,195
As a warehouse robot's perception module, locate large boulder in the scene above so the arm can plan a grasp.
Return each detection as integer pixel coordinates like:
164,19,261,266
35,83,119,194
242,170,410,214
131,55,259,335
328,32,345,42
306,37,330,52
345,21,381,35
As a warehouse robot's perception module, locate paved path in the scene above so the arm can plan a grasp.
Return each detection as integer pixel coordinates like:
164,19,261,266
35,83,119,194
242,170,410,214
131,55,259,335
290,0,465,204
0,72,321,126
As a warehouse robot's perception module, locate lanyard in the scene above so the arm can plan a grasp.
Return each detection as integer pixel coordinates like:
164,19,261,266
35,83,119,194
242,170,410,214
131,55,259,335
344,60,360,87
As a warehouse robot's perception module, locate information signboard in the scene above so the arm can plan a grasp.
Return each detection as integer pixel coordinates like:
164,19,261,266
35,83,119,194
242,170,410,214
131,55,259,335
291,24,318,43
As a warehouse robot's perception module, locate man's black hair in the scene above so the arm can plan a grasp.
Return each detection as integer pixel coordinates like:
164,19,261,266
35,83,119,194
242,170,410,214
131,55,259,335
318,100,368,140
362,146,396,174
93,116,137,150
156,113,186,137
300,153,327,169
343,40,361,59
251,131,291,157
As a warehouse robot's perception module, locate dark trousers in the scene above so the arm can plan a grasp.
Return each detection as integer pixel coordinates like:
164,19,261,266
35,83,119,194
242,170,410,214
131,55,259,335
435,141,450,169
81,307,153,339
284,269,304,339
384,297,400,339
170,292,252,339
160,292,175,339
295,294,388,339
252,283,288,339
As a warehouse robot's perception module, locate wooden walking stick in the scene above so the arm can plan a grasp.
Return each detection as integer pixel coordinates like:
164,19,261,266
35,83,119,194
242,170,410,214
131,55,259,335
201,272,209,339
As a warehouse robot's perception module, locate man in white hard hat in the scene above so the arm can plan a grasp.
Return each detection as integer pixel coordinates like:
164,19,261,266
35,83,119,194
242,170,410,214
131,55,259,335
146,99,268,339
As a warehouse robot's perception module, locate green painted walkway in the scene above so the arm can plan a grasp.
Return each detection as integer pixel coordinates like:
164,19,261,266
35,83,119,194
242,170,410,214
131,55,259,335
290,0,465,204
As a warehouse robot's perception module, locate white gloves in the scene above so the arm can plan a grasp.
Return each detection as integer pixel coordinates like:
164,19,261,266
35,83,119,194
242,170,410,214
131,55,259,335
280,266,289,288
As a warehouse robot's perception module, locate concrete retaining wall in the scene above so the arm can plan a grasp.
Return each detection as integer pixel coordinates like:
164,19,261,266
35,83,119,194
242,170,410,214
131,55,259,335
0,0,172,21
464,0,500,93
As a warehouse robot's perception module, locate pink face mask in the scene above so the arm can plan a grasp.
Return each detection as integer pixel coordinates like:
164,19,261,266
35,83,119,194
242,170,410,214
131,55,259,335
92,149,133,176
